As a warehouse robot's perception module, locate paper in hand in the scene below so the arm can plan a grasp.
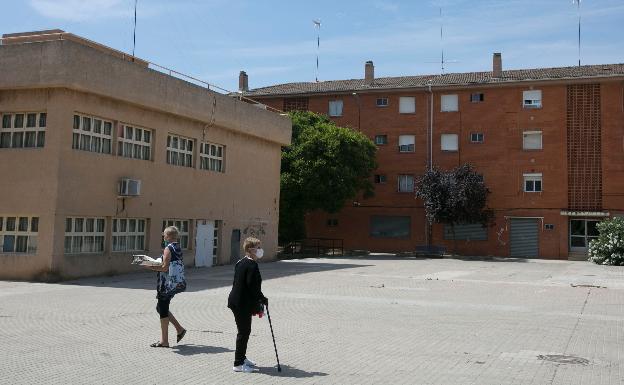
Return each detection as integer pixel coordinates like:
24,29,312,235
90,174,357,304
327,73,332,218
131,255,162,266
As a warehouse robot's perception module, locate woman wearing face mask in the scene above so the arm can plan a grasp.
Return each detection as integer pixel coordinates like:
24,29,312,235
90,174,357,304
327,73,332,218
227,237,268,373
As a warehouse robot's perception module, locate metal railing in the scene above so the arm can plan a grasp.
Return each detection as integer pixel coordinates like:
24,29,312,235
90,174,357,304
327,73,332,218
283,238,344,257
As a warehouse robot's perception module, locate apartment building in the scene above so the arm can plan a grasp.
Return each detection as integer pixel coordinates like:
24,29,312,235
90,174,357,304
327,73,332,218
241,56,624,259
0,30,291,280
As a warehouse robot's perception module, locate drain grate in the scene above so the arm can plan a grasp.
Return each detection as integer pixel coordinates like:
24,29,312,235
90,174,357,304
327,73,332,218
537,354,590,365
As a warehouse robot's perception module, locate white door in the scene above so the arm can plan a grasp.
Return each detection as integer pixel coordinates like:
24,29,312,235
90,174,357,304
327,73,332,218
195,220,215,267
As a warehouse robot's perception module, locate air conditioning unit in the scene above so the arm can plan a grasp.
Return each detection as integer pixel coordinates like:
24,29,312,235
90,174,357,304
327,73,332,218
118,178,141,196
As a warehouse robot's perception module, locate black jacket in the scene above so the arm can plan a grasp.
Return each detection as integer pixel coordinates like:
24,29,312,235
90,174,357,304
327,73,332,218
227,257,266,313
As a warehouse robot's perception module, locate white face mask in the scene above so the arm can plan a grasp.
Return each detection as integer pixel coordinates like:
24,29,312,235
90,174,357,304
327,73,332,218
255,248,264,259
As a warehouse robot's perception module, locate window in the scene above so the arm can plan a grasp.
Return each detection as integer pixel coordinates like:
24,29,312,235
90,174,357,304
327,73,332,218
0,216,38,253
118,124,152,160
570,219,600,249
112,218,146,252
470,133,484,143
374,174,387,184
398,174,414,192
212,220,220,265
64,217,105,254
470,93,484,102
523,173,542,192
523,131,542,150
162,219,190,249
399,97,416,114
523,90,542,108
398,135,415,152
283,97,309,112
328,100,343,117
376,97,389,107
166,134,194,168
441,94,459,112
199,142,225,172
370,216,411,238
444,223,487,240
72,114,113,154
0,112,46,148
326,219,338,227
441,134,459,151
374,135,388,145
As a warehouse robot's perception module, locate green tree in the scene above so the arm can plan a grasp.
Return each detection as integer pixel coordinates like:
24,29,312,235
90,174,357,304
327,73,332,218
588,217,624,265
279,111,377,243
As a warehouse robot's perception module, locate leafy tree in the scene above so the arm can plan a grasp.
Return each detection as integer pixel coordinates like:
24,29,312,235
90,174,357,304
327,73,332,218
588,217,624,265
279,111,377,243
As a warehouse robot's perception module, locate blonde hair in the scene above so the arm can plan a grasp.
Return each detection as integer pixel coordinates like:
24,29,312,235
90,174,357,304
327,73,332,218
163,226,179,240
243,237,261,253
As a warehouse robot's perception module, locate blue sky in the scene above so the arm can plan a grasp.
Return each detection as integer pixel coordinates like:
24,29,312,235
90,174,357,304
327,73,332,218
2,0,623,92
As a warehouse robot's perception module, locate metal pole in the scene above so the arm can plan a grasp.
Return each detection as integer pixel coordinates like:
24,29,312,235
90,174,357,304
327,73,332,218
132,0,138,58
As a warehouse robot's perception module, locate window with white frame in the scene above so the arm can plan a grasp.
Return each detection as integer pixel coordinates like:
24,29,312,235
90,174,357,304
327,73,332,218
0,216,38,253
399,97,416,114
72,114,113,154
441,134,459,151
523,131,542,150
162,219,190,249
1,112,46,148
398,174,414,192
328,100,343,117
112,218,146,252
118,124,152,160
523,90,542,108
374,135,388,145
64,217,106,254
398,135,415,152
212,220,220,265
166,134,194,168
470,133,484,143
376,97,389,107
441,94,459,112
199,142,225,172
523,173,542,192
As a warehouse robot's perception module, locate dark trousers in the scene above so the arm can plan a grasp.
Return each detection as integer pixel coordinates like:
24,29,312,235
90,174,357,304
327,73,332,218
232,309,252,366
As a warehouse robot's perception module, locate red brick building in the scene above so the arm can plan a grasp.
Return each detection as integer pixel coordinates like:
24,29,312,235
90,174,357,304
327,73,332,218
240,55,624,259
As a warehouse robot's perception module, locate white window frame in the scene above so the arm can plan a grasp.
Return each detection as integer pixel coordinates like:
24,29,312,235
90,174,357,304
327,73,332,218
72,114,113,154
374,135,388,145
441,134,459,151
470,133,484,143
398,135,415,152
441,94,459,112
523,173,543,192
162,219,191,250
166,134,194,168
522,131,543,150
399,97,416,114
64,217,106,254
212,220,220,265
376,97,389,107
328,100,343,117
199,141,225,172
118,124,152,160
523,90,542,108
1,112,46,149
112,218,147,252
0,216,38,253
397,174,414,192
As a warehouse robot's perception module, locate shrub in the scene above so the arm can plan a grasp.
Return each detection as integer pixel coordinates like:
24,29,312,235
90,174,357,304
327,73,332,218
588,217,624,265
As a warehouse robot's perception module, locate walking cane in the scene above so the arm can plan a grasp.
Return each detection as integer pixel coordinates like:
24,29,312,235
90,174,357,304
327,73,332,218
265,303,282,372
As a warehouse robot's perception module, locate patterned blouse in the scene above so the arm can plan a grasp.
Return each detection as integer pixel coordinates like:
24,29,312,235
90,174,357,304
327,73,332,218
156,242,186,299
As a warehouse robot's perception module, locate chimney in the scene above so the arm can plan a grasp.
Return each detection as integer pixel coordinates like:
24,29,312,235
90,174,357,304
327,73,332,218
364,61,374,85
238,71,249,92
492,53,502,78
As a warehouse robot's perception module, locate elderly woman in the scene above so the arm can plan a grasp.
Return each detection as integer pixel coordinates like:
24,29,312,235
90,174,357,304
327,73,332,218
227,237,268,373
144,226,187,348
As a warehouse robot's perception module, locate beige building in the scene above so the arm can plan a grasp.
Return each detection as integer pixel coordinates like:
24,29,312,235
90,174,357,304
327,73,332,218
0,30,291,281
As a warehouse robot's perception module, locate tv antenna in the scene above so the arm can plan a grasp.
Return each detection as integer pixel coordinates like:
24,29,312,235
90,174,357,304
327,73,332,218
313,19,321,82
572,0,581,66
425,8,458,74
132,0,138,58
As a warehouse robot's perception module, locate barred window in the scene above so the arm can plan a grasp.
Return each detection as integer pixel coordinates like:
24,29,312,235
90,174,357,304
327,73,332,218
64,217,106,254
112,218,146,252
212,220,220,266
199,142,224,172
0,112,46,148
166,134,193,167
162,219,190,250
72,114,113,154
0,216,38,253
118,124,152,160
283,97,309,112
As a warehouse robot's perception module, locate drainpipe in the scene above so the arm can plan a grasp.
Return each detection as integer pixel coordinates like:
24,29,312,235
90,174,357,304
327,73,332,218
426,82,434,246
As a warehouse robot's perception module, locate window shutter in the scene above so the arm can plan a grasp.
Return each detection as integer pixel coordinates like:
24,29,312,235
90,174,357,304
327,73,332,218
441,95,459,111
441,134,458,151
399,97,416,113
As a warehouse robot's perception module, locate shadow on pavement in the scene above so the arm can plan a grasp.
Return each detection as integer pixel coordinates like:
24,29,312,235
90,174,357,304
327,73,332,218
170,344,232,356
256,364,328,378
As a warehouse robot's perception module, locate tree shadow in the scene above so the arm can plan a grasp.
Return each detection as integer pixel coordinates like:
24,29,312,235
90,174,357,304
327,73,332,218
170,344,232,356
255,364,328,378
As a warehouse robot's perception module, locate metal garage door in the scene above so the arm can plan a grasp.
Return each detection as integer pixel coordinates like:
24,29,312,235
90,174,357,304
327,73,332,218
510,218,539,257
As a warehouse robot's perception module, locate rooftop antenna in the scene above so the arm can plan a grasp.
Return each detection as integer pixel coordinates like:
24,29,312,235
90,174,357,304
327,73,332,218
425,7,458,74
572,0,581,67
132,0,138,58
313,19,321,82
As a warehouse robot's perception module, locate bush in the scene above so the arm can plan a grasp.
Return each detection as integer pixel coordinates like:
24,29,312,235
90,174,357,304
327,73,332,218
588,217,624,265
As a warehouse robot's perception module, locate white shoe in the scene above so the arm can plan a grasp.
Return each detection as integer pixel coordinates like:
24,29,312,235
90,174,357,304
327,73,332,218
232,364,257,373
244,358,256,367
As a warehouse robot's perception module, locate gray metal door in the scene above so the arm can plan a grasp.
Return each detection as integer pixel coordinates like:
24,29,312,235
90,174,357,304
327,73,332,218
230,229,241,263
510,219,539,258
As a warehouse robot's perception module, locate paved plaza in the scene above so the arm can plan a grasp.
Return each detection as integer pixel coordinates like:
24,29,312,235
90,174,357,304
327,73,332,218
1,255,624,385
